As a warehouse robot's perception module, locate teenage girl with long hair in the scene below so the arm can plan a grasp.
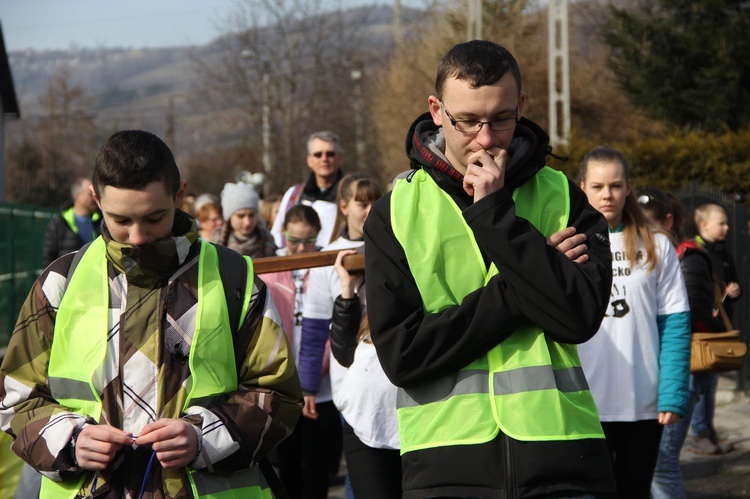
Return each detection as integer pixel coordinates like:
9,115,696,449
577,146,692,498
298,172,382,499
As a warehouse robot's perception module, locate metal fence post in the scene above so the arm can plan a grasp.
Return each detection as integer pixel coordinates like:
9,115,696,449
730,197,749,392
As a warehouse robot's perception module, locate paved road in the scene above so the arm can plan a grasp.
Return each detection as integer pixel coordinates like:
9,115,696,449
683,374,750,498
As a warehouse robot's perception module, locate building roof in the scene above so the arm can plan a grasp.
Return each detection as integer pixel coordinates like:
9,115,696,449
0,22,20,117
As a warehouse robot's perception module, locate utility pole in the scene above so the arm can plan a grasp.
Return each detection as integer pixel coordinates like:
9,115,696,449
350,60,366,163
467,0,482,40
548,0,571,148
261,62,272,177
394,0,403,47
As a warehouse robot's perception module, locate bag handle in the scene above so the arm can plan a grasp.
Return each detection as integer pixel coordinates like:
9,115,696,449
714,279,735,332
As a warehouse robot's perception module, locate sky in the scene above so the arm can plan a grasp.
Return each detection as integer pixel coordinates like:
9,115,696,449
0,0,398,53
0,0,245,52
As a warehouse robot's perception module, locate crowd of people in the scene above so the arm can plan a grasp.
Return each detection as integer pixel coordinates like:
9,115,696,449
0,39,744,499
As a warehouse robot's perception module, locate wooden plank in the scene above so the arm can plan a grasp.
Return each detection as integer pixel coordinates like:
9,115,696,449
253,249,364,274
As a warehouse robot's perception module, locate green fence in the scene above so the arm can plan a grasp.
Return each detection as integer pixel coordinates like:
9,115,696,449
0,203,55,355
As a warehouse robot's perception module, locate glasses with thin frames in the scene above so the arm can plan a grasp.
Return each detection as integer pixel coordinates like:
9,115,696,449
284,232,318,247
311,150,337,159
440,101,518,133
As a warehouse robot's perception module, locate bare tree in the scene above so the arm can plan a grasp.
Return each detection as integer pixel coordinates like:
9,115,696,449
7,67,96,206
193,0,386,193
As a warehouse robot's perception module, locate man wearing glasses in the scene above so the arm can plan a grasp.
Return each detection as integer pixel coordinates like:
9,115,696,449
271,130,345,248
364,40,617,497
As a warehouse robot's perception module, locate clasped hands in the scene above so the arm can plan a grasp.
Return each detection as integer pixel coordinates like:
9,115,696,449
74,418,198,470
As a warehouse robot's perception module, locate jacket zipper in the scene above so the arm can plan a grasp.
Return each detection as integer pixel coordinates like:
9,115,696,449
504,433,517,499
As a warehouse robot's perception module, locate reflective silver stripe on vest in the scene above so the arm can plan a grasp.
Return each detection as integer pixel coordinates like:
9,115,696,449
397,366,589,408
49,377,98,401
493,366,589,395
397,369,488,408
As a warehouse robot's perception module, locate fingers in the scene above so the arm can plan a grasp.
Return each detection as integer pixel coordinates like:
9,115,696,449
75,425,132,470
335,249,357,268
547,227,576,246
463,149,506,200
136,418,191,447
548,228,588,264
134,419,171,446
335,250,359,298
134,419,198,469
302,395,318,420
658,412,681,425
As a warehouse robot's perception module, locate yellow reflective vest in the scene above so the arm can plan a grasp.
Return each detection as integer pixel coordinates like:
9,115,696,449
61,206,101,235
44,238,271,498
390,168,604,454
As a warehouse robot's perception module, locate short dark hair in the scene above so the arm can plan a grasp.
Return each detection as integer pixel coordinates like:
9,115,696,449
93,130,181,198
435,40,522,100
283,204,321,233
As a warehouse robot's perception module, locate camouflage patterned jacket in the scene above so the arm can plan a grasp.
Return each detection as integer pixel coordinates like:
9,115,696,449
0,211,303,498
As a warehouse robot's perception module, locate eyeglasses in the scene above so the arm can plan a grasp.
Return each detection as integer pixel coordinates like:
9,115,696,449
440,101,518,133
284,233,317,247
311,151,337,159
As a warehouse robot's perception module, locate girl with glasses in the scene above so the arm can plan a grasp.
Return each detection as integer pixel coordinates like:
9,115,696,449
262,204,324,498
298,173,382,498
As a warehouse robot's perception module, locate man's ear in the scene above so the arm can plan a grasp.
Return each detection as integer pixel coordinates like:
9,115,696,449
517,91,526,119
175,179,187,205
428,96,443,127
90,184,102,210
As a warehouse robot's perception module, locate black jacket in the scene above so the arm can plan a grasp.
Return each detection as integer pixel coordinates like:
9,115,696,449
364,113,616,498
42,206,101,268
678,241,725,333
330,295,362,367
702,240,740,321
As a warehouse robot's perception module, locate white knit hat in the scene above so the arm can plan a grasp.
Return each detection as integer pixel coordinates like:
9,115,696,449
220,182,259,220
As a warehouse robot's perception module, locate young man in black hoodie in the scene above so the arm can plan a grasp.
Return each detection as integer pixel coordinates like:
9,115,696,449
364,40,617,498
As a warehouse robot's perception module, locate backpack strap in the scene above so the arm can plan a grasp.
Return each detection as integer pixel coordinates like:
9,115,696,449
212,242,290,499
286,183,305,214
66,241,94,285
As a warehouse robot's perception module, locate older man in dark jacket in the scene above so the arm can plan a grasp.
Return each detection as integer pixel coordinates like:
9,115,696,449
42,177,101,267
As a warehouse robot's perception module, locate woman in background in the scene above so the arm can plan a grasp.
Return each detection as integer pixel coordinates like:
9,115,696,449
298,172,382,499
212,182,276,258
578,146,691,498
196,201,223,240
263,204,322,499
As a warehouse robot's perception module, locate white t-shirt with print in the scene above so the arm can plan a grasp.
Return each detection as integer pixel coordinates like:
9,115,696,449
578,231,689,421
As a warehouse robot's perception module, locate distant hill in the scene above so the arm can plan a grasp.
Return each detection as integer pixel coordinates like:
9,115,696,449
7,4,425,163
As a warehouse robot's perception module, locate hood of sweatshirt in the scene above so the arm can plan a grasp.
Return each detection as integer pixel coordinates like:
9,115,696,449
404,112,555,196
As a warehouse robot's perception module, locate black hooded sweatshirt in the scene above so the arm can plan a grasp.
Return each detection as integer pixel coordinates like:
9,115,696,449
364,113,617,498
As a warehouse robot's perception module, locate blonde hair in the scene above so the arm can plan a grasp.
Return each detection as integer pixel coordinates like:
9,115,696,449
580,146,659,273
694,203,726,226
357,313,371,344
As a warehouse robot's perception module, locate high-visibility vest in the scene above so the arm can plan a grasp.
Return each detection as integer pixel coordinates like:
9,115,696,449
61,207,101,234
44,238,271,498
390,168,604,454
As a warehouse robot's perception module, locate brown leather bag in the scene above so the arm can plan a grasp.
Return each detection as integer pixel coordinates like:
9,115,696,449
690,290,747,373
690,330,747,373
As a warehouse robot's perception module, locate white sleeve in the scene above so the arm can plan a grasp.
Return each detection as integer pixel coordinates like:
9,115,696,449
656,234,690,315
271,186,296,248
